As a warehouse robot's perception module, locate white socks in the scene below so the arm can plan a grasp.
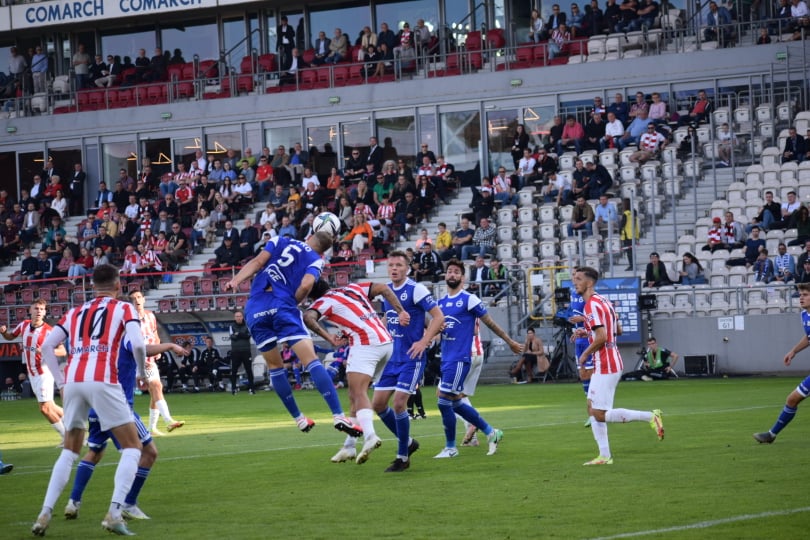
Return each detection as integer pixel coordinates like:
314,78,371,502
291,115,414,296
605,408,653,423
51,420,66,438
156,399,174,424
110,448,141,518
149,408,159,431
43,449,78,512
590,420,611,458
356,409,376,439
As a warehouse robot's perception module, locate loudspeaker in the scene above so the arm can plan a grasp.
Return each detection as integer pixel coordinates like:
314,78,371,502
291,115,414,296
684,354,716,376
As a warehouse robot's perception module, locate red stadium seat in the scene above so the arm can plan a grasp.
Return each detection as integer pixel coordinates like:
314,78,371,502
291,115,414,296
215,296,230,311
258,54,277,73
196,297,212,310
240,55,254,74
158,299,174,312
177,298,193,311
236,74,254,93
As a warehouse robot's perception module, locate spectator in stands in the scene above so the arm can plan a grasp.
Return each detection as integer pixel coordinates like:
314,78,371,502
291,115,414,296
680,90,714,127
344,148,366,184
342,212,374,255
557,114,585,154
571,159,591,200
95,54,120,88
607,93,630,126
311,31,331,65
583,112,606,152
615,0,639,32
547,23,571,60
594,194,619,237
702,217,725,252
414,19,432,54
213,236,240,273
729,225,766,266
715,122,737,166
35,249,54,280
568,3,585,36
146,47,167,82
471,184,495,222
628,92,649,122
325,28,348,64
416,242,443,282
543,171,573,206
510,124,531,170
753,248,775,283
630,123,667,164
534,148,559,184
644,252,672,287
161,223,188,270
276,15,295,68
620,200,640,271
722,211,745,250
588,161,614,198
485,256,508,297
516,148,537,190
446,217,474,260
239,218,259,259
19,248,37,280
788,205,810,246
704,1,733,43
782,127,805,163
804,129,810,162
632,0,660,30
462,217,496,260
774,243,796,283
678,252,706,285
583,0,605,36
647,92,669,127
544,115,564,153
120,244,141,276
492,167,518,205
378,22,397,52
567,195,595,237
529,9,545,43
414,228,433,250
394,21,415,61
602,111,625,150
190,207,213,252
546,4,567,39
770,190,802,230
618,109,652,149
467,255,489,295
72,43,91,89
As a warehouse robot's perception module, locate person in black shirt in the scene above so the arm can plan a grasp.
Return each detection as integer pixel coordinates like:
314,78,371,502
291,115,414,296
200,336,229,391
229,310,255,395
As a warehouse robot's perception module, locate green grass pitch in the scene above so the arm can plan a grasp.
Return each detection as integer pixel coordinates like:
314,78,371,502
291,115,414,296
2,377,810,539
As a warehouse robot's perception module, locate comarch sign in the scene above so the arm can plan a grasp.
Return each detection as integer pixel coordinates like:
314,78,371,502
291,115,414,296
11,0,216,29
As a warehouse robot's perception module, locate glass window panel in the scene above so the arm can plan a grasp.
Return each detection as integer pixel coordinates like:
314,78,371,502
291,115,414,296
0,152,18,199
102,142,137,187
439,110,481,174
141,138,173,178
19,151,44,192
375,0,438,33
376,115,415,168
161,20,218,62
310,4,370,51
205,132,242,158
307,125,338,177
486,109,519,174
265,126,302,155
523,106,557,151
342,121,370,166
172,138,201,170
47,147,82,184
223,17,248,65
100,27,156,60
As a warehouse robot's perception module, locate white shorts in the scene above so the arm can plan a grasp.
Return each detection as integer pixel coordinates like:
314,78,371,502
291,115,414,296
62,381,134,432
462,354,484,396
31,371,56,403
346,342,393,381
144,359,161,383
587,371,622,411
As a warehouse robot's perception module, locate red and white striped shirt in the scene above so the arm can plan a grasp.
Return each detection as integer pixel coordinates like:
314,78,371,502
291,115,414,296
58,296,139,384
139,309,160,363
377,203,395,221
471,319,483,357
11,320,53,378
309,282,392,347
583,293,623,374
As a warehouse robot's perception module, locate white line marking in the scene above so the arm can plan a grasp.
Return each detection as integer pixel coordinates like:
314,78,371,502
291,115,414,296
587,506,810,540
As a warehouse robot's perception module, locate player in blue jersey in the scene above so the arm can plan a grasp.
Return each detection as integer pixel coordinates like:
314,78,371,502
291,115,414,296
63,337,187,529
371,250,445,472
434,259,523,458
754,283,810,443
225,231,361,436
568,279,596,427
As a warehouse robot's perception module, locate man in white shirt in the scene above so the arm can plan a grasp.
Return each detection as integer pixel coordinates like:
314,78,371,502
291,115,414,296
517,149,536,189
601,111,625,151
543,172,572,206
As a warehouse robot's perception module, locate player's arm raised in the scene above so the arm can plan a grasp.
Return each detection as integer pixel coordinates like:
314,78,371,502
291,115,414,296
408,305,444,359
303,308,340,347
784,334,810,366
369,282,410,326
226,249,270,292
0,325,15,341
480,313,524,354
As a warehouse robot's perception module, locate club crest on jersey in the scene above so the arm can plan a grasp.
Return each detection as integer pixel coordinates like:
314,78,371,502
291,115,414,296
455,299,464,307
400,292,408,301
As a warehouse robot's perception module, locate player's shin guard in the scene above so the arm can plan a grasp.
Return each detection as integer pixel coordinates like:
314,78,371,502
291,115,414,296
307,360,344,415
395,410,411,458
438,398,458,447
269,368,302,418
452,399,492,435
70,460,95,503
771,405,798,435
124,467,150,506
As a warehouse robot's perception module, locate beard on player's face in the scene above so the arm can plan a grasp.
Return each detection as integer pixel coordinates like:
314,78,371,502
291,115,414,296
446,277,461,289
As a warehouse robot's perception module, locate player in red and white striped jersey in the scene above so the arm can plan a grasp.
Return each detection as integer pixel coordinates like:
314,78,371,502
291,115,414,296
0,299,67,442
305,280,409,465
32,264,147,537
129,290,184,436
573,266,664,467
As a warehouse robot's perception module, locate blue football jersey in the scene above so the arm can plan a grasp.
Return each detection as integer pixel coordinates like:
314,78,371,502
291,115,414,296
382,279,438,361
117,336,138,408
439,290,487,363
250,236,323,301
570,290,586,330
802,310,810,341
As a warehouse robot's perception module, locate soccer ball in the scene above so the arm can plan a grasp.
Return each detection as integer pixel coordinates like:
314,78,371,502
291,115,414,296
312,212,341,237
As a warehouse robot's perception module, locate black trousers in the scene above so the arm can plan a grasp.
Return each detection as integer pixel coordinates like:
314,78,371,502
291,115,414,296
231,349,254,392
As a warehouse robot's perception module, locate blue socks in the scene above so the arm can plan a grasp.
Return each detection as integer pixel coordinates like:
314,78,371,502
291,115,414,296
394,410,410,457
378,407,397,436
438,398,457,448
452,400,492,436
771,405,797,435
269,368,302,418
70,460,95,502
293,366,302,385
307,360,343,415
582,378,590,397
124,467,150,506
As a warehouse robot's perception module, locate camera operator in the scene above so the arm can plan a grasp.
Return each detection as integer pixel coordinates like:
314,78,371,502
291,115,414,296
623,337,678,381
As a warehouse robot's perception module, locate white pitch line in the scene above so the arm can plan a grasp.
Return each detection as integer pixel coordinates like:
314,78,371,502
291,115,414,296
586,506,810,540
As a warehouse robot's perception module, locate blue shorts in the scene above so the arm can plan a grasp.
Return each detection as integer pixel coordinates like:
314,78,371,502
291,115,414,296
246,294,309,352
575,338,593,370
796,375,810,397
375,356,426,394
438,360,471,395
87,409,151,453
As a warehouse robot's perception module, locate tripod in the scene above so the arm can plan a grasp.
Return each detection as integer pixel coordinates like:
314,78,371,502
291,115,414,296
549,326,577,380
